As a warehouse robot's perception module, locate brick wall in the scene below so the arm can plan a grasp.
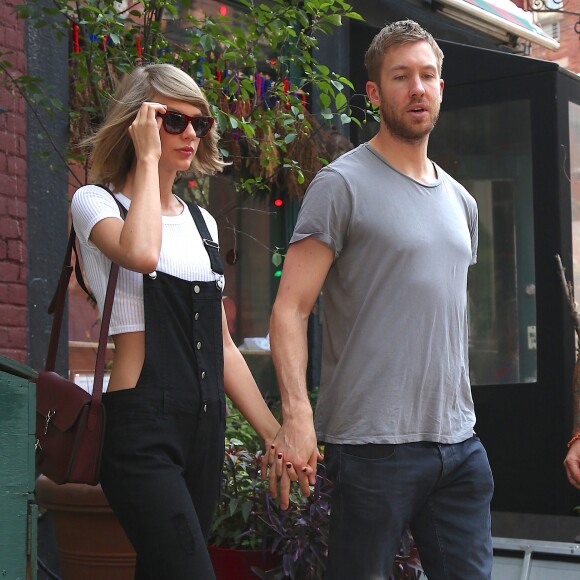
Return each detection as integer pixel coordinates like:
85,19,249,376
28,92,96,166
0,2,27,362
530,11,580,74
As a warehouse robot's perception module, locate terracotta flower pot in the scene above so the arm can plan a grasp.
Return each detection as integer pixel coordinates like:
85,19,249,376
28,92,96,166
208,545,282,580
35,475,136,580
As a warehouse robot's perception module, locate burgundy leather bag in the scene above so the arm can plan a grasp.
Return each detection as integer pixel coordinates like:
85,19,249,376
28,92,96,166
35,221,119,485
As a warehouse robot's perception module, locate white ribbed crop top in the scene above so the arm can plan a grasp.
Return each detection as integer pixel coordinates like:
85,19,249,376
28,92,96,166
71,184,224,336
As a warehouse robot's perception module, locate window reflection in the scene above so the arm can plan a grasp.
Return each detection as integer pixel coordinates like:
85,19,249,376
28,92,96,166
431,100,537,385
570,102,580,304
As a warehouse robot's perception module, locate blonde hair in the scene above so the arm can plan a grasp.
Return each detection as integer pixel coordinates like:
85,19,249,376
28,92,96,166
364,20,444,82
86,64,227,190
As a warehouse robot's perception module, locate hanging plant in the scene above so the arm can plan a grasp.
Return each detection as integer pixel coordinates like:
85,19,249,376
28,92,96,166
7,0,376,197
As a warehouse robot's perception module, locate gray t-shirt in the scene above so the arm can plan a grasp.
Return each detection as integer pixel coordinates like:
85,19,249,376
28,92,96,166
291,143,478,444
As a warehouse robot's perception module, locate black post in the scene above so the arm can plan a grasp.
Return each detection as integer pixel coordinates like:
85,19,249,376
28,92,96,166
26,2,70,374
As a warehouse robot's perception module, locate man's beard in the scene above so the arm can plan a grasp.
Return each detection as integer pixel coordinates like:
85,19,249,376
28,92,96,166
380,100,440,143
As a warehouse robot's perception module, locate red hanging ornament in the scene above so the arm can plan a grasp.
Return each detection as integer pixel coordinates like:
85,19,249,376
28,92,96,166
282,79,291,110
134,35,142,56
72,23,80,54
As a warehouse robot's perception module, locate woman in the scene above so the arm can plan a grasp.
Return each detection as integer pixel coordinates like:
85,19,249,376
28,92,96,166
71,63,281,579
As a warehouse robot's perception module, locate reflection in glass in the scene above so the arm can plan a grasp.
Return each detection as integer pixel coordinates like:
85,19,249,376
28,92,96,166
431,100,537,385
570,102,580,306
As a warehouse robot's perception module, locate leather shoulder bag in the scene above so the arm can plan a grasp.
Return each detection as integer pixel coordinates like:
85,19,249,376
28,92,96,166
35,188,124,485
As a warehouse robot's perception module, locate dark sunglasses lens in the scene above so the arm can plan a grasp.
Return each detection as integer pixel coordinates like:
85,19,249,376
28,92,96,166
164,113,188,134
192,117,213,138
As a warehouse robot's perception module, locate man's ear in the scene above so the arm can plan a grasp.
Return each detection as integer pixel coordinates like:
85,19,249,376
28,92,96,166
366,81,380,107
439,78,444,103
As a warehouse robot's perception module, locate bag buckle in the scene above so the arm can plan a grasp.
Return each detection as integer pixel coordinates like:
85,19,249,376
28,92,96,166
44,409,55,435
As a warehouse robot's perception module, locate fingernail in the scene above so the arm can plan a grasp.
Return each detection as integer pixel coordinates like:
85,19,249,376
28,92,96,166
278,453,283,459
302,467,308,473
271,444,275,449
286,463,292,468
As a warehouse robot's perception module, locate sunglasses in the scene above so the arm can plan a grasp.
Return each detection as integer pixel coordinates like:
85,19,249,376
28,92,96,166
158,111,215,138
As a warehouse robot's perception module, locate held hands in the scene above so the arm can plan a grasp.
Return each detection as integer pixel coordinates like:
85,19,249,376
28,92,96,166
261,421,322,510
128,102,167,163
564,439,580,489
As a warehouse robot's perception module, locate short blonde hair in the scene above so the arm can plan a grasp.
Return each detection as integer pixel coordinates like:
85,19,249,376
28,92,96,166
364,20,444,82
87,64,227,189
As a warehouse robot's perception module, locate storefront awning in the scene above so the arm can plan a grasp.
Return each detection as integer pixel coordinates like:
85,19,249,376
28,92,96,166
435,0,560,51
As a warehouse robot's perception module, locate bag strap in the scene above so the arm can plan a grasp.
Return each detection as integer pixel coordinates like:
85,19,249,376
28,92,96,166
186,201,224,276
44,185,125,411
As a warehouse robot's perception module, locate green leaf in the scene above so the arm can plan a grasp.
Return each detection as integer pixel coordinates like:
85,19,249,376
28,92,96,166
335,92,348,110
340,113,352,124
272,252,283,267
319,93,331,109
346,11,365,21
284,133,296,144
326,14,342,26
316,63,330,76
199,34,213,52
241,500,252,522
228,498,239,516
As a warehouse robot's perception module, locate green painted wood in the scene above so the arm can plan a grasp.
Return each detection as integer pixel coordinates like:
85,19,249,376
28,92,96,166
0,354,37,380
0,367,36,579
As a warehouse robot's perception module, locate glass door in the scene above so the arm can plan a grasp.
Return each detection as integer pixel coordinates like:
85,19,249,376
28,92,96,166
430,99,537,385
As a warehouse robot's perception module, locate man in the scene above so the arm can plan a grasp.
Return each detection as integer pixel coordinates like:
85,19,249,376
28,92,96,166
267,19,494,580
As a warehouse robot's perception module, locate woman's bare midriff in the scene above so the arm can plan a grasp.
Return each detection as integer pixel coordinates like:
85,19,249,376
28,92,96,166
108,331,146,391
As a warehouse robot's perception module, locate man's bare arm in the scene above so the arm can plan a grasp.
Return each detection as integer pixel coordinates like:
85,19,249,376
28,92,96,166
268,237,333,509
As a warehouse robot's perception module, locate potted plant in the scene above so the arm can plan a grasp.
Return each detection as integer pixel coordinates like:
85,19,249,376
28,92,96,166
254,464,423,580
208,399,282,578
10,0,366,199
211,397,424,580
35,475,136,580
254,464,332,580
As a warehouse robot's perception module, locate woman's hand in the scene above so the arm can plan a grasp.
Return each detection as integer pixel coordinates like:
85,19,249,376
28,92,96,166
564,438,580,489
261,441,318,509
128,102,167,164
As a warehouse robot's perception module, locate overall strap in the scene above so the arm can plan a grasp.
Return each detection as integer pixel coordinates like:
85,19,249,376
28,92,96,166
186,202,224,276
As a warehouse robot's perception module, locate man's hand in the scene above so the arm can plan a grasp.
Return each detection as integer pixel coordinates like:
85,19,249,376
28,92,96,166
262,419,321,510
564,439,580,489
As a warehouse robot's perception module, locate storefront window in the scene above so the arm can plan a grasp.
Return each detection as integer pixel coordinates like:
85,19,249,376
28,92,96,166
198,175,284,348
569,102,580,304
431,100,537,385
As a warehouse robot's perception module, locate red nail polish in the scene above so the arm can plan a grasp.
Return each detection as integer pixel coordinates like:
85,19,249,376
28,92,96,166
286,463,292,468
278,453,282,459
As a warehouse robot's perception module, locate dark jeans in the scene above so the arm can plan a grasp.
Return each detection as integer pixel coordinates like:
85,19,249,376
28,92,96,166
324,436,494,580
100,388,224,580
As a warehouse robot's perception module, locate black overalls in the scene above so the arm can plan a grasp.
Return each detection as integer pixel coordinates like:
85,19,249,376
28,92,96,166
100,203,225,580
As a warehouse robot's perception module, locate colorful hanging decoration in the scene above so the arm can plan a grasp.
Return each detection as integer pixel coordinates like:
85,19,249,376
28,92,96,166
134,35,142,55
72,23,80,54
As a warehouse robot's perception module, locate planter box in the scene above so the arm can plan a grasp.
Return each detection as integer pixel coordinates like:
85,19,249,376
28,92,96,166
209,545,281,579
35,475,135,580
